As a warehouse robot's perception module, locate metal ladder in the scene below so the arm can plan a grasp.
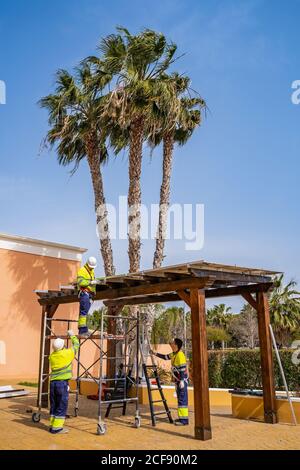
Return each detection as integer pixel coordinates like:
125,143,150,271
104,366,134,418
140,333,173,426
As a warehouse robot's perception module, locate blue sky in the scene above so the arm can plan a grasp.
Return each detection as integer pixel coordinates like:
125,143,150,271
1,0,300,311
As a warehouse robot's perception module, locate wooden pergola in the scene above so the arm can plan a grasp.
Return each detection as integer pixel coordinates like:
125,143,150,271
36,260,280,441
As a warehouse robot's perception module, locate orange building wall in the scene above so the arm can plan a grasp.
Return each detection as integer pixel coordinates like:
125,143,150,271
0,248,80,379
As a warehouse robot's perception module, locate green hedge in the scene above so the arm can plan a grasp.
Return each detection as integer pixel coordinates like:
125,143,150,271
205,350,300,390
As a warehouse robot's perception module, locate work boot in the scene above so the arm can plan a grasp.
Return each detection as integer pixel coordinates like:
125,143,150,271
174,419,188,426
54,428,69,434
80,332,91,338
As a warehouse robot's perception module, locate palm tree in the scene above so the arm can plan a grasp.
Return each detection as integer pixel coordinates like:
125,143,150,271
269,275,300,347
151,306,187,344
151,75,207,268
140,76,206,340
97,27,178,273
207,304,233,349
39,65,115,277
207,304,233,328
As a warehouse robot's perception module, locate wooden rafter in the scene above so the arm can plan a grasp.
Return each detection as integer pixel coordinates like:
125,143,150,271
103,282,274,307
36,259,278,307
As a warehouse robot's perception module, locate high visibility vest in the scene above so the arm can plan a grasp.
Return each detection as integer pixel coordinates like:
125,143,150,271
49,336,79,381
170,350,188,381
77,264,95,294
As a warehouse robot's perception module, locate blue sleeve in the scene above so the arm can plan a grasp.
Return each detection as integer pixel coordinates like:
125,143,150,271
155,353,171,360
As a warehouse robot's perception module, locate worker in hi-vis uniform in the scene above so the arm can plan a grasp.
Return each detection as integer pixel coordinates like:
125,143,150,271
76,256,98,337
49,330,79,434
151,338,189,426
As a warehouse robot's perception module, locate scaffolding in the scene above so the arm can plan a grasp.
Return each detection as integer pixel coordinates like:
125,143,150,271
33,311,141,435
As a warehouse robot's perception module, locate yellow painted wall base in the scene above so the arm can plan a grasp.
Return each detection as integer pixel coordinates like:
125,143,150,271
69,379,231,407
131,386,231,407
232,394,300,425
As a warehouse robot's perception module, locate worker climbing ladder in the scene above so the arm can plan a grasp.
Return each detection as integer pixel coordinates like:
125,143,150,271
140,334,173,426
33,311,141,434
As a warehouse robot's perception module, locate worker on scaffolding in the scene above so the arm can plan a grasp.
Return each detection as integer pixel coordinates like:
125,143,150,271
49,330,79,434
77,256,98,337
151,338,189,426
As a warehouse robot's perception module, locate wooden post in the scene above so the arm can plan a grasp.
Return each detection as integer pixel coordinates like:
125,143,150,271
256,291,277,424
190,288,212,440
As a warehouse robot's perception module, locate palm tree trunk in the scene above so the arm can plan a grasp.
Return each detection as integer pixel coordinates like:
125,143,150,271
126,117,144,374
87,139,116,378
86,147,115,277
153,132,174,268
128,117,144,273
143,133,175,360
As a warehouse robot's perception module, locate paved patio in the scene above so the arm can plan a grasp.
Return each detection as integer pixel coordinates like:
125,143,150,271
0,382,299,450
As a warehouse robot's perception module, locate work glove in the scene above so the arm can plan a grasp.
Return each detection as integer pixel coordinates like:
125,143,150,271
67,329,74,337
179,380,185,389
90,280,98,285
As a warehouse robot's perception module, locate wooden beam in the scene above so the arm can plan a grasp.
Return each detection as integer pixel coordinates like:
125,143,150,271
142,273,169,279
190,288,212,440
242,292,258,310
39,276,214,306
188,261,278,276
100,276,212,302
256,292,277,424
206,282,273,299
177,289,191,307
103,282,274,307
189,268,271,284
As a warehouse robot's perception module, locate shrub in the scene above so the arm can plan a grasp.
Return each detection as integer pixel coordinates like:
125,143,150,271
190,349,300,390
208,351,223,388
150,366,173,385
18,381,38,388
207,326,231,344
274,350,300,392
220,350,262,389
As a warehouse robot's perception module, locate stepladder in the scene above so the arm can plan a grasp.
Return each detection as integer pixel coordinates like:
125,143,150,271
140,333,173,426
142,362,174,426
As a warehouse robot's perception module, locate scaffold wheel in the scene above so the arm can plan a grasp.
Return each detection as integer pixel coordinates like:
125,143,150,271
134,416,141,428
32,412,41,423
97,423,107,435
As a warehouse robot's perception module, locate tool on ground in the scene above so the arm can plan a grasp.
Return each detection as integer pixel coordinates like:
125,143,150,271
0,385,29,399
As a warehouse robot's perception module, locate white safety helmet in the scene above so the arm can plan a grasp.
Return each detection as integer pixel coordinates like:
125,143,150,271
53,338,65,352
87,256,97,269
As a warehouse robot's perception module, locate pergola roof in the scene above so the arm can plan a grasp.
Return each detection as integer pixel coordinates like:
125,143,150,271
36,260,280,307
36,259,282,440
